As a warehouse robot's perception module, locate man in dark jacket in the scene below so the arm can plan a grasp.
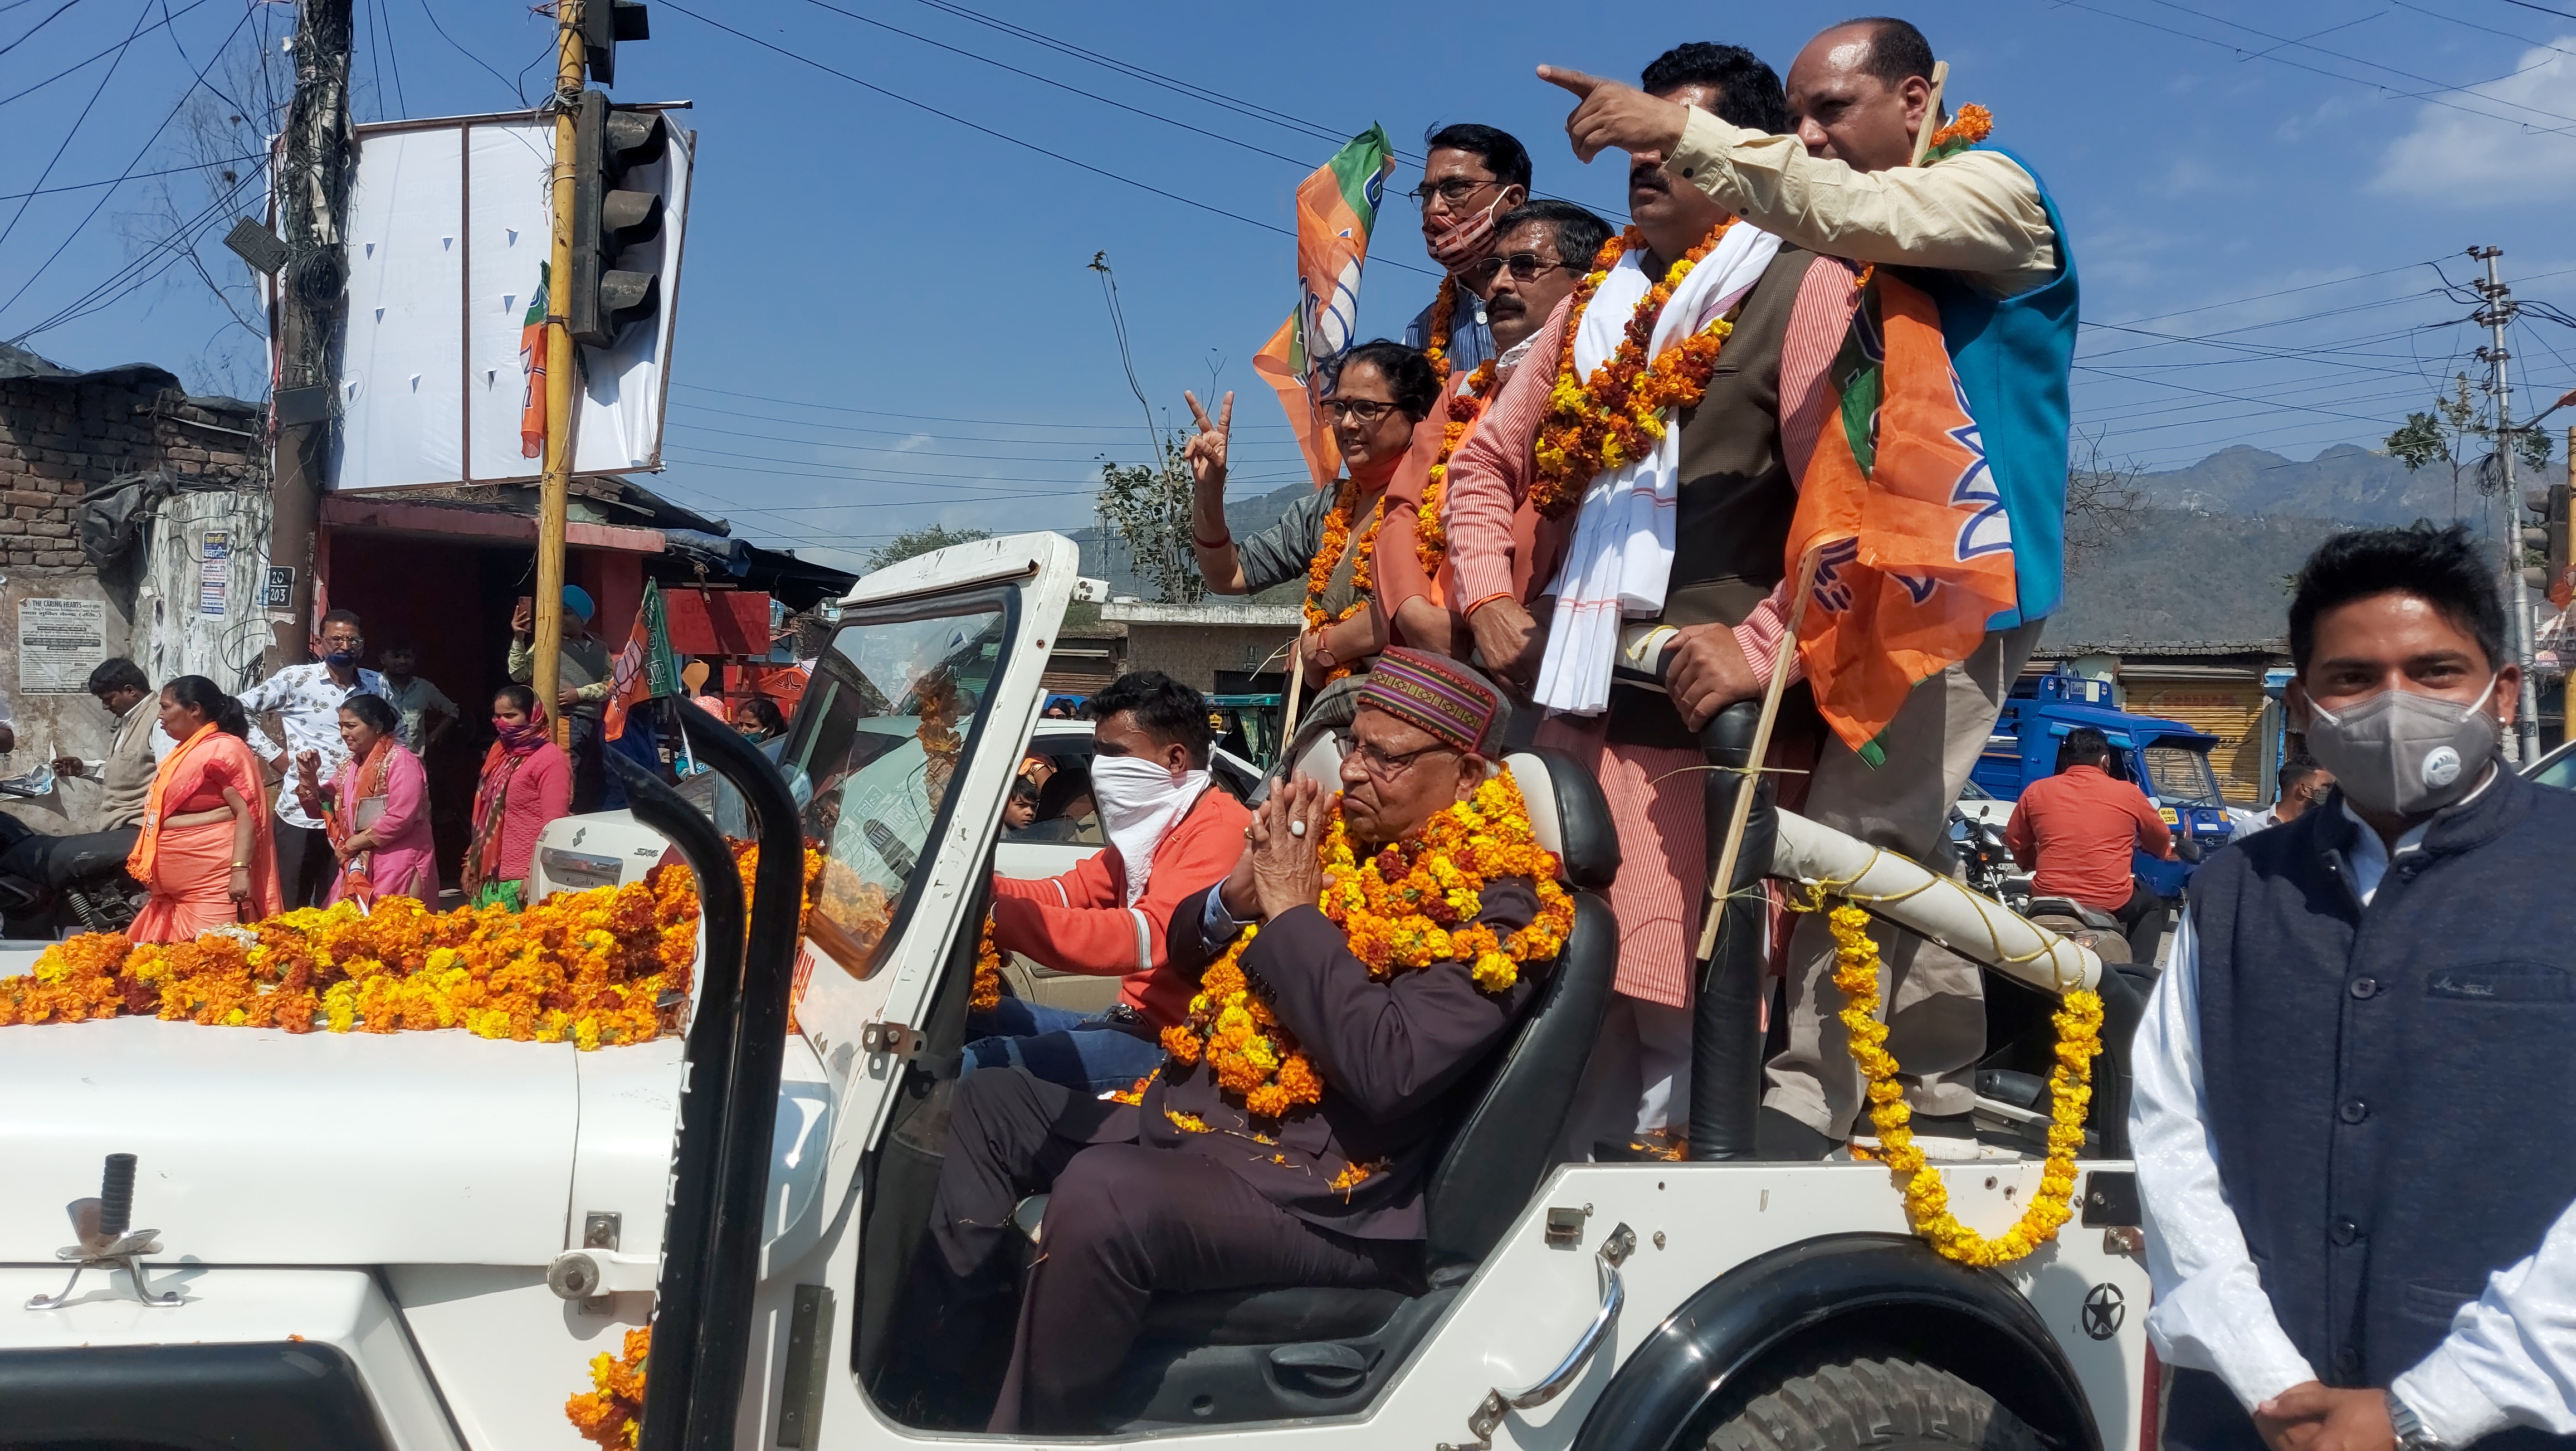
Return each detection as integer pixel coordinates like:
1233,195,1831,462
906,651,1545,1433
2133,523,2576,1451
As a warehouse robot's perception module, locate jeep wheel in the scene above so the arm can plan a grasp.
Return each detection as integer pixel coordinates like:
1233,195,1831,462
1701,1353,2048,1451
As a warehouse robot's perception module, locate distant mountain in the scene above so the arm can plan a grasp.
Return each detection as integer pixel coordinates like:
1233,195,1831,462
1070,445,2554,646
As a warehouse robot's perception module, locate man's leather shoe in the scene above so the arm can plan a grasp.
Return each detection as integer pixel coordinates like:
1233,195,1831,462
1755,1106,1840,1161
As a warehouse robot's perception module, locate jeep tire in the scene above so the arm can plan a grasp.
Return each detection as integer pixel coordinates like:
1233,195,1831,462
1700,1353,2048,1451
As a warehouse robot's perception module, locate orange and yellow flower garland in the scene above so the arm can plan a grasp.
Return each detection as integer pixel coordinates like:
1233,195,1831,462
1420,274,1458,389
1821,896,2101,1267
1413,359,1499,577
1920,103,1993,164
1530,220,1739,519
1301,480,1385,684
1160,772,1574,1119
0,844,827,1050
969,908,1002,1012
566,1326,650,1449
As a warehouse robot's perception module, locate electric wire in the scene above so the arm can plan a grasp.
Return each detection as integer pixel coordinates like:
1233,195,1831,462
0,0,158,253
0,0,82,57
0,0,211,111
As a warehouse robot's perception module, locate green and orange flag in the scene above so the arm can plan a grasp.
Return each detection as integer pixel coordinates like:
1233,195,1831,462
603,580,680,743
1789,273,2020,763
1253,126,1396,490
518,262,549,460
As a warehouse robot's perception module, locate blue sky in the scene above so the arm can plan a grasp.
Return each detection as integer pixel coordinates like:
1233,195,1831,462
6,0,2576,574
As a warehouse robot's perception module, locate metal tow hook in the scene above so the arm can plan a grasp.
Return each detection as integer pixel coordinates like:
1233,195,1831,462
1437,1223,1635,1451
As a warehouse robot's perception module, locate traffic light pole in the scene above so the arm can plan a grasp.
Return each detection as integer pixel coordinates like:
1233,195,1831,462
536,2,587,738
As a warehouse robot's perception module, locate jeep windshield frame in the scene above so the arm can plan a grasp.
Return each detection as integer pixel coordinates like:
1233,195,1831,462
778,583,1021,980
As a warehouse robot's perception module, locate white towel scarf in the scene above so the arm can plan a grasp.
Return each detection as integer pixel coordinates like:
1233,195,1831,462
1533,223,1783,715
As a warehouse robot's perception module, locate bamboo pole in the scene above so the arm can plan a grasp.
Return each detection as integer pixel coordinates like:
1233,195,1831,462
1695,547,1823,963
1908,61,1950,167
535,3,584,745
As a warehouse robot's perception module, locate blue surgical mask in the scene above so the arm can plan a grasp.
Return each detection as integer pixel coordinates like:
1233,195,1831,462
325,649,359,669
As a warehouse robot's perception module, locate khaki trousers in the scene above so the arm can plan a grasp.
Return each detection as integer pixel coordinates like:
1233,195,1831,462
1762,619,2043,1136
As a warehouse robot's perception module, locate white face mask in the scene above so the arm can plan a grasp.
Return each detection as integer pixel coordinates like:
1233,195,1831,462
2303,675,2500,817
1087,754,1210,906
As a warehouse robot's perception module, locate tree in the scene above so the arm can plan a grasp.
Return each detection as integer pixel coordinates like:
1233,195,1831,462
866,525,991,572
2385,374,2486,520
2063,430,2147,575
1095,442,1203,605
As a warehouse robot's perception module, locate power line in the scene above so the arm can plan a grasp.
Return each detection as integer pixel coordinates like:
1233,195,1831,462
0,0,258,323
658,0,1437,278
414,0,533,105
375,0,406,118
0,147,262,199
6,153,267,342
0,0,157,253
0,0,84,57
0,0,212,111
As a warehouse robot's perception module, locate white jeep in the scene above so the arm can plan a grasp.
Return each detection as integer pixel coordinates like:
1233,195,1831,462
1,532,2157,1451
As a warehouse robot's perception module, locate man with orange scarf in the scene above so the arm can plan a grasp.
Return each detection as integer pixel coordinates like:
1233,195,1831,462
968,671,1247,1094
1378,199,1609,659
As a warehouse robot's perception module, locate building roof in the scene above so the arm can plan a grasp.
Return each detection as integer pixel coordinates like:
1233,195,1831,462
0,342,260,417
2036,639,2288,660
1101,601,1302,627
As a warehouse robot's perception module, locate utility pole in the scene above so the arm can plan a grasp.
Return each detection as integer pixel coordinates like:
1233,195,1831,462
533,3,586,740
2472,246,2543,765
264,0,354,675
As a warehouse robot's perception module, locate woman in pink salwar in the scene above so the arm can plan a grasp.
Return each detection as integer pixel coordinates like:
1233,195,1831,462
292,694,437,905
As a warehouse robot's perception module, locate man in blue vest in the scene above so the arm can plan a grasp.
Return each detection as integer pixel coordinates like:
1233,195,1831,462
2135,523,2576,1451
1537,17,2077,1157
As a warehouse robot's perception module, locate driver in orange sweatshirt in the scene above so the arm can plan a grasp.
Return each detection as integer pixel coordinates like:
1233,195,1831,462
972,670,1252,1094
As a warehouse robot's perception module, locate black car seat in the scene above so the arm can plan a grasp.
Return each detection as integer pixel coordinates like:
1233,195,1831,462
1087,746,1622,1429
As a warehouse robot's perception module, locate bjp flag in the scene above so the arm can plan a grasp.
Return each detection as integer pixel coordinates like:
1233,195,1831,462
1789,274,2020,763
603,580,680,742
518,262,549,460
1253,126,1396,490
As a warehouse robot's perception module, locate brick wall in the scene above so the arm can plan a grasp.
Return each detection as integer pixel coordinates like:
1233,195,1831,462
0,369,264,566
0,365,265,831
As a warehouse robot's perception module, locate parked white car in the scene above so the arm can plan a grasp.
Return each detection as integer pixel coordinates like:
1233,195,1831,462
2,532,2154,1451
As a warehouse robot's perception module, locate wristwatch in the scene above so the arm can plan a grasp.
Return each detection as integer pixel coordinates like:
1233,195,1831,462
2388,1390,2446,1451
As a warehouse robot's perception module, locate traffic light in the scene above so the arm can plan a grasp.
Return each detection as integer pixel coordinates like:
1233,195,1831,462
580,0,648,88
569,90,668,347
2524,485,2570,599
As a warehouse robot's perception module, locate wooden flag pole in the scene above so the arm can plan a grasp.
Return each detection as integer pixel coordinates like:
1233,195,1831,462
1280,632,1310,761
1907,61,1950,167
1695,547,1824,963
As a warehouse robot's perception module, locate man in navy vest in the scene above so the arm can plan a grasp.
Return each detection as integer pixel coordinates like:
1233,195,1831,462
2135,523,2576,1451
1536,17,2078,1157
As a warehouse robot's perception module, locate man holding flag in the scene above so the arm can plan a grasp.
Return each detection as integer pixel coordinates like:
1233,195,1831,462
1534,16,2077,1157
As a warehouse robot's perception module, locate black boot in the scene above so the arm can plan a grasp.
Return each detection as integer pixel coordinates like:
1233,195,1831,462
1755,1106,1841,1161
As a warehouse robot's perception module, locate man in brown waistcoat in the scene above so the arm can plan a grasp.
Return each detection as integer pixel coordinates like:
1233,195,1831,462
1441,41,1862,1155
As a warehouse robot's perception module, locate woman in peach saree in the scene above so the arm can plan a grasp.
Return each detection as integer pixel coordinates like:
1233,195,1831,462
125,675,282,943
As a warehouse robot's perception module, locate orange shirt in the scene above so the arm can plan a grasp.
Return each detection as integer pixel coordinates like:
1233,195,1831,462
2004,764,2173,912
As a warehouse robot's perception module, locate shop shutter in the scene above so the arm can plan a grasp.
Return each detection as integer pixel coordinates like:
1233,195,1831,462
2126,683,2266,803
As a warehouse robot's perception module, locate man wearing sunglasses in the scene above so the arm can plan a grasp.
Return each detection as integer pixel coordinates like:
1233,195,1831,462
1402,124,1531,378
1379,199,1611,659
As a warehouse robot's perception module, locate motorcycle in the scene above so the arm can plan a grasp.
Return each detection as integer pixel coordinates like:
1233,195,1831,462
0,823,146,937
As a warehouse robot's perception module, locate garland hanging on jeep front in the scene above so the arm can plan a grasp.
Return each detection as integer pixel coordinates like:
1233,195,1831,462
1159,773,1573,1118
1815,893,2101,1267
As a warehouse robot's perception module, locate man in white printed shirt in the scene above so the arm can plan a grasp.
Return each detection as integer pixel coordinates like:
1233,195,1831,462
236,608,388,909
2134,523,2576,1451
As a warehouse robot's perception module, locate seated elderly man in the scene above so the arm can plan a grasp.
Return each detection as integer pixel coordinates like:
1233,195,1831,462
901,649,1573,1433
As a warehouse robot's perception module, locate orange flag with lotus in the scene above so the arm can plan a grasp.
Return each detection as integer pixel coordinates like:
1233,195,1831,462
1789,273,2020,763
1253,126,1396,490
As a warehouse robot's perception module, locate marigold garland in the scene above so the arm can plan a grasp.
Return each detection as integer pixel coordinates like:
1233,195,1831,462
1300,480,1386,684
1413,359,1500,578
969,908,1002,1012
1530,221,1740,520
1821,897,2101,1267
1920,103,1994,164
1421,274,1458,389
1159,772,1573,1119
0,844,827,1049
565,1326,650,1449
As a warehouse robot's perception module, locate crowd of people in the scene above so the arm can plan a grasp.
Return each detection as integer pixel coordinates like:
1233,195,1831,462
18,585,803,941
879,16,2576,1449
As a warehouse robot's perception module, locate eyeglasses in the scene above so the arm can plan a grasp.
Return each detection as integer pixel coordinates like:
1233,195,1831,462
1319,397,1401,424
1406,176,1499,208
1336,730,1455,780
1463,250,1577,287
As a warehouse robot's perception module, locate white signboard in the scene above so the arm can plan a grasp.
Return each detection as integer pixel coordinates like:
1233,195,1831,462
328,109,692,491
18,597,108,694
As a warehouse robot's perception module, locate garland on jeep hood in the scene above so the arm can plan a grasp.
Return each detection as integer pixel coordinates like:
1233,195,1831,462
0,844,838,1049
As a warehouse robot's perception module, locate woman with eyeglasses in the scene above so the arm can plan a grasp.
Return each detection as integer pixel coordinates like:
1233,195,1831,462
1182,339,1441,688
